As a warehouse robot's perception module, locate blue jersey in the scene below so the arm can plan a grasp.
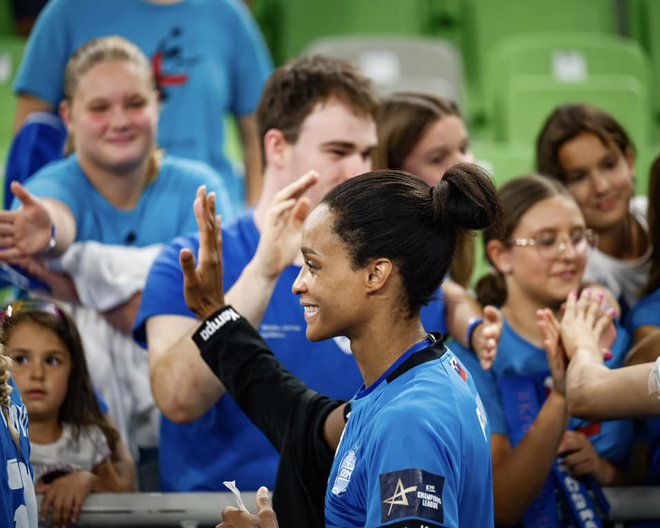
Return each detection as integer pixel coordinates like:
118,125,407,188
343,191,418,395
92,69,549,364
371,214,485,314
0,378,37,528
626,288,660,334
14,0,272,201
134,211,448,491
14,155,235,246
326,340,493,528
453,319,634,466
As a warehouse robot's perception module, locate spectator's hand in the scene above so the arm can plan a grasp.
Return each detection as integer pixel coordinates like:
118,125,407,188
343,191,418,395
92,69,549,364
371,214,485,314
253,171,317,279
558,431,613,485
39,470,96,527
537,308,567,396
217,487,279,528
472,305,502,370
560,289,615,361
180,186,226,320
12,256,80,302
0,181,53,260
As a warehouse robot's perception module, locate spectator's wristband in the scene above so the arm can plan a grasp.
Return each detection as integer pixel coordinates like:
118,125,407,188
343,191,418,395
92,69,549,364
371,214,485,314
466,316,483,353
42,223,56,256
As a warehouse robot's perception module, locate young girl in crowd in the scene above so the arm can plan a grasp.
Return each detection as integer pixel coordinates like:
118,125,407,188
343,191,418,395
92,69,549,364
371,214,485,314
2,300,135,527
451,174,634,526
0,36,236,465
536,104,650,316
0,338,37,527
183,165,500,527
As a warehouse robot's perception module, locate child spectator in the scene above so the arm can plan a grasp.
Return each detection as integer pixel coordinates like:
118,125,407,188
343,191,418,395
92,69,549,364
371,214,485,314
3,299,135,527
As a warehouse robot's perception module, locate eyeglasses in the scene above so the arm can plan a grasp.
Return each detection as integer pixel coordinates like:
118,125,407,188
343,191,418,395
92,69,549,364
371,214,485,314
509,229,597,261
0,300,64,324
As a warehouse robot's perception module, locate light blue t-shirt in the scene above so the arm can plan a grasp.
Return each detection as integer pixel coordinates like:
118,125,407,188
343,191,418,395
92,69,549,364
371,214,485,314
326,340,493,528
14,0,272,201
133,211,449,492
0,378,37,528
13,155,235,246
626,288,660,334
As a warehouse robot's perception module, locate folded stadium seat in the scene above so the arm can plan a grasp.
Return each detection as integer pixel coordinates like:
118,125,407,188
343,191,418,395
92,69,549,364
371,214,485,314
278,0,432,61
499,74,651,150
459,0,616,131
483,32,654,137
304,35,466,110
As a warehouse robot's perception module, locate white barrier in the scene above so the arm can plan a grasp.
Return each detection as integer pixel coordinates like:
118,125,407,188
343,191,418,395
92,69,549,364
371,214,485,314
37,488,660,527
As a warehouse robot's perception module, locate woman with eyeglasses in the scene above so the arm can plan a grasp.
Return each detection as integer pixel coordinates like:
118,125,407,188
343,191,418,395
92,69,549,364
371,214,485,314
449,174,634,526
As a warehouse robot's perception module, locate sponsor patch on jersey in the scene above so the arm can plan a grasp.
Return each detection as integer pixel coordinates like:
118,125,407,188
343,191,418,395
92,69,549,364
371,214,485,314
331,449,356,496
380,469,444,524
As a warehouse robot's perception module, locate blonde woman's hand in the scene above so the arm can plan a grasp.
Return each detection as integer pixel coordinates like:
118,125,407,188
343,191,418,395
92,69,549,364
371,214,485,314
0,182,53,260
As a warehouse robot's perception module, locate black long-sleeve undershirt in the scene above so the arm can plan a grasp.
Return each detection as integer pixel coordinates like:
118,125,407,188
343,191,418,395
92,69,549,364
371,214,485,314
192,306,343,528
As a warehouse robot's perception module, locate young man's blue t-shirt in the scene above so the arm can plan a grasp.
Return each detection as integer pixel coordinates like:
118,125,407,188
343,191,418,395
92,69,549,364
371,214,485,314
134,211,448,491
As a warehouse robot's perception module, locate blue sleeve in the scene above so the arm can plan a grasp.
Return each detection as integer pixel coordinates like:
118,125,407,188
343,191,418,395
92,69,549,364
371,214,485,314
13,0,72,105
132,236,198,348
226,0,272,117
13,162,83,222
366,416,459,528
449,342,507,436
625,290,660,334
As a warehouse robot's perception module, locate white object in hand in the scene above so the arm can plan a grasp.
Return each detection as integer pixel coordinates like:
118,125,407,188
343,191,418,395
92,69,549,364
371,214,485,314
223,480,249,512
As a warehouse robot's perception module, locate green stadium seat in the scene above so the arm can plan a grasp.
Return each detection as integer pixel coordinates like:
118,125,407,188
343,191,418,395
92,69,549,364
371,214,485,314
0,35,26,178
625,0,660,138
0,0,14,36
499,74,651,149
278,0,434,62
472,140,534,187
469,141,535,285
459,0,616,125
304,36,466,109
484,32,653,133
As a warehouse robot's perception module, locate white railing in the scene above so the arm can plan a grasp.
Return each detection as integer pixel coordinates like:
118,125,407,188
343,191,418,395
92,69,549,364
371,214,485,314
37,488,660,527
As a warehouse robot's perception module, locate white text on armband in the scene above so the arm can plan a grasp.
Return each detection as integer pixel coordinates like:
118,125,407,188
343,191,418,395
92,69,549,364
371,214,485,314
199,308,241,341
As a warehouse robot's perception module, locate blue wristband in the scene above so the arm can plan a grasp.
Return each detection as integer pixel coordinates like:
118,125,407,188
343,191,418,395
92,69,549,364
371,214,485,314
466,316,483,352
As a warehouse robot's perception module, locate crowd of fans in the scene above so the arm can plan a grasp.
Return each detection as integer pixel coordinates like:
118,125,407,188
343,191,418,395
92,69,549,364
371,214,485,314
1,1,659,527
